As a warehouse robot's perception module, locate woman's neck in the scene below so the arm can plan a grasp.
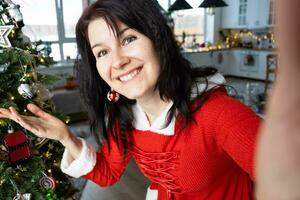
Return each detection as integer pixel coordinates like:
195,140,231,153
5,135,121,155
136,92,171,126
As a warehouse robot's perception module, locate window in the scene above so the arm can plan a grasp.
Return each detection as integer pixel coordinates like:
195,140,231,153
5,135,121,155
158,0,205,50
14,0,87,62
238,0,248,26
268,0,276,25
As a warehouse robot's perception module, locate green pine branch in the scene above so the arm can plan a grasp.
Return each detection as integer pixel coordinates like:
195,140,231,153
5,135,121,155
0,6,77,198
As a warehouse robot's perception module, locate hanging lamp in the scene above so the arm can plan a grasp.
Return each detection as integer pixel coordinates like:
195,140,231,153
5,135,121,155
154,0,167,14
199,0,228,15
168,0,192,12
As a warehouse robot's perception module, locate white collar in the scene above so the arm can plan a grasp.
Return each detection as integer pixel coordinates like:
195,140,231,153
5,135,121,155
132,101,175,135
132,73,226,136
190,72,226,98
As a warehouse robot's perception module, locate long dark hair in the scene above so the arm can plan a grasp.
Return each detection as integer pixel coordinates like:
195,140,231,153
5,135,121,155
75,0,217,153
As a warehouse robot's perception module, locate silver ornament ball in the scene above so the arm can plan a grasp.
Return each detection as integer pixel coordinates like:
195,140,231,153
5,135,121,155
17,83,33,99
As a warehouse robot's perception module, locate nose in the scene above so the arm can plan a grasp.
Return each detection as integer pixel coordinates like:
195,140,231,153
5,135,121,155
112,49,130,69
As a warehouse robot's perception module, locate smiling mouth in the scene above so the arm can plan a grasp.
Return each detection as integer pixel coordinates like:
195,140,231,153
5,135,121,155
118,67,142,82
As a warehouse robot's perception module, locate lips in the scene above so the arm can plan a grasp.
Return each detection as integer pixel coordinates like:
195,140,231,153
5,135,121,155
118,67,142,82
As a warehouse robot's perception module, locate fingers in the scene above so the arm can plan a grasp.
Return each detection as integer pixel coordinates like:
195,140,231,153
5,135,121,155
0,107,38,131
0,107,35,134
9,107,23,122
0,106,51,138
27,103,51,120
0,108,12,119
1,104,51,121
18,116,43,135
0,107,21,123
7,107,33,130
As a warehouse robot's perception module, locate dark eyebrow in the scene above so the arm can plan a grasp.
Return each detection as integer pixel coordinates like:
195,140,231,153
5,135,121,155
91,27,131,50
91,42,104,50
119,27,131,36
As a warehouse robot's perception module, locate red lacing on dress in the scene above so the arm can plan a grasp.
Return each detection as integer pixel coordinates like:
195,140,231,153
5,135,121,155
132,145,181,199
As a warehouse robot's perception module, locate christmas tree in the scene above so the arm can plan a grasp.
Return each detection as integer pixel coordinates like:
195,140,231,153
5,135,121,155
0,0,77,199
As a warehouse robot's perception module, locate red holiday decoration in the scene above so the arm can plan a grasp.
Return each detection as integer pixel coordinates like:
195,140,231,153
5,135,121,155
107,90,120,102
244,54,255,65
3,130,31,164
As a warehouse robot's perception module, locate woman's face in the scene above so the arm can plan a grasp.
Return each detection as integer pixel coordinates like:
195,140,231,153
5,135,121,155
88,18,161,101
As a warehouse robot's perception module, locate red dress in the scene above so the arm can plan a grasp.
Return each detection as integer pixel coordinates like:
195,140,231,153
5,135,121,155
83,89,261,200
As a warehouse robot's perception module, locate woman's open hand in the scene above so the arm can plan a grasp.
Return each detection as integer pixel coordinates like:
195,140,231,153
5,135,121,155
0,103,70,143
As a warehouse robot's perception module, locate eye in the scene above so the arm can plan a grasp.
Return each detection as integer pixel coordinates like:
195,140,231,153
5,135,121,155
122,36,137,46
97,49,108,58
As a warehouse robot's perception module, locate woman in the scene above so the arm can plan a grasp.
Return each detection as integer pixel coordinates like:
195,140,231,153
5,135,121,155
0,0,260,199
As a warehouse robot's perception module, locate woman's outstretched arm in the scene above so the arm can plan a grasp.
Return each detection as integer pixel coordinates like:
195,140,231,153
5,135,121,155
256,0,300,199
0,103,83,161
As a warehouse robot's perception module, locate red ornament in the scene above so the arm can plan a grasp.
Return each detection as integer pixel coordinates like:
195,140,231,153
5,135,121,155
107,90,120,102
3,130,31,164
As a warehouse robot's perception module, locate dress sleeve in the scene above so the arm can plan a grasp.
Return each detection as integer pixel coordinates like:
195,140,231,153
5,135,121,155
82,133,132,187
213,93,261,180
60,137,97,178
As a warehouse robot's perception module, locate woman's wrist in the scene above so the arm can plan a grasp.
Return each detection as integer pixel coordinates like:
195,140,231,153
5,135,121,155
59,129,83,160
58,126,72,145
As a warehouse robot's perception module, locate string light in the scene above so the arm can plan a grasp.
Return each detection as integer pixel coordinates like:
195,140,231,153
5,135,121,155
25,73,31,78
0,119,7,126
10,96,15,100
222,30,276,49
64,116,71,124
45,151,52,158
0,144,6,150
185,30,276,52
9,29,16,38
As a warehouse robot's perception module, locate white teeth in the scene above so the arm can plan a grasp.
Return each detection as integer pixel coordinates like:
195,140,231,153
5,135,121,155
119,69,141,82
